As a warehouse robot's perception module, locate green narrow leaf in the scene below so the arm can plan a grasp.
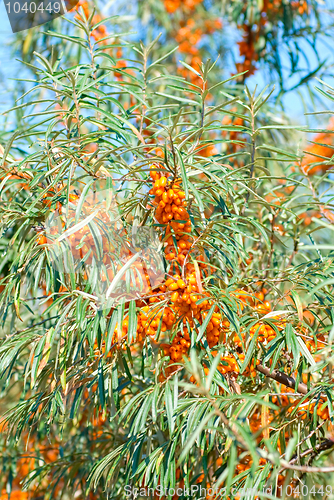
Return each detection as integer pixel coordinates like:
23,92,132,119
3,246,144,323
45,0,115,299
197,305,215,342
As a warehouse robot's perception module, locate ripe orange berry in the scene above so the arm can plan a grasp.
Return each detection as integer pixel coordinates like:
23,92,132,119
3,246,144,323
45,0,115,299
177,279,186,289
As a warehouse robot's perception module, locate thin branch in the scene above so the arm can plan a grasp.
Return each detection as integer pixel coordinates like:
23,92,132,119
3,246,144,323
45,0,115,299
279,462,334,473
289,438,334,465
256,364,308,395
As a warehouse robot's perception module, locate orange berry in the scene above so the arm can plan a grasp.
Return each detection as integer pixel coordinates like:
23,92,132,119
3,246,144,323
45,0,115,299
177,279,186,289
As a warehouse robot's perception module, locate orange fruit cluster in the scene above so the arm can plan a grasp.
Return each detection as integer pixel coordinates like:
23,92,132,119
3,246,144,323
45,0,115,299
287,397,330,421
233,288,271,314
197,143,218,158
164,0,202,14
236,1,309,78
133,167,266,384
252,323,278,344
231,313,282,351
304,333,326,353
291,0,309,14
137,305,176,342
238,353,260,378
219,354,239,375
236,24,259,77
0,493,28,500
40,186,63,210
161,0,222,87
188,350,257,385
236,455,267,473
298,209,322,226
0,426,60,500
148,169,216,371
150,171,189,230
37,188,160,303
249,408,272,438
297,205,334,227
264,184,294,207
0,166,31,200
175,19,203,56
300,118,334,175
271,378,331,422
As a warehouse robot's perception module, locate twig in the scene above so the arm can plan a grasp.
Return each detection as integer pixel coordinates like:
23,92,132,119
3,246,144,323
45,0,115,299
256,364,308,395
289,438,334,465
279,462,334,473
244,96,256,209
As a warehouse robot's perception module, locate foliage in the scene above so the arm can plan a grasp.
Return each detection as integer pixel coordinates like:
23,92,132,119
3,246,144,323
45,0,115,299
1,2,334,500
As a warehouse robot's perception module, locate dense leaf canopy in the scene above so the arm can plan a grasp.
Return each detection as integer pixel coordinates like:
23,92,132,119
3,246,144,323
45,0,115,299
1,1,334,499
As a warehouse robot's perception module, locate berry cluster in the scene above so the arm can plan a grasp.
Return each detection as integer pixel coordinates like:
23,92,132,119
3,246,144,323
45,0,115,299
300,118,334,176
164,0,202,14
161,0,222,86
135,167,269,386
236,1,309,77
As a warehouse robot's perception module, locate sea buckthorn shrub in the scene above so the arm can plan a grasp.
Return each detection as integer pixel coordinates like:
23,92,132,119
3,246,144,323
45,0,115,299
1,13,334,500
11,0,334,104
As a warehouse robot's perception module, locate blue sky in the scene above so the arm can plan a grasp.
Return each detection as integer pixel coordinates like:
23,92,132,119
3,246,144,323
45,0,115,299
0,1,19,116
